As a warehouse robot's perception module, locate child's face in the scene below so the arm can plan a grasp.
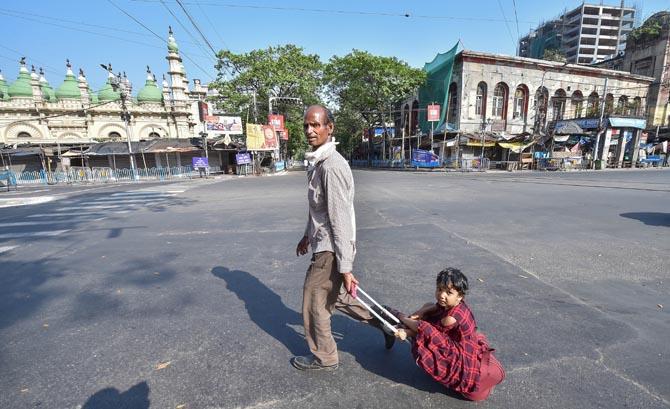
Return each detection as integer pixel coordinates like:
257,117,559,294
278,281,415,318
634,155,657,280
435,284,463,308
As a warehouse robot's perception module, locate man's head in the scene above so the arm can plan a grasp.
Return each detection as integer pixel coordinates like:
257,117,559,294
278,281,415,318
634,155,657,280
303,105,334,148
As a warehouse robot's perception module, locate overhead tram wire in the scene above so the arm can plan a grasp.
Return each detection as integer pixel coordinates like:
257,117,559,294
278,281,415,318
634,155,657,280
105,0,215,82
496,0,517,50
158,0,217,64
195,1,229,50
511,0,521,47
174,0,234,78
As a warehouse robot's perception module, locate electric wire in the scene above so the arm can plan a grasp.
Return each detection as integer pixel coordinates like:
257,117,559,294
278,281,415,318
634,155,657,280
158,0,216,64
496,0,517,48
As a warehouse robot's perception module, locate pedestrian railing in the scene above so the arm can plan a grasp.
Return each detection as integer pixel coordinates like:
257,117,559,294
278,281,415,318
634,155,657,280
6,166,204,186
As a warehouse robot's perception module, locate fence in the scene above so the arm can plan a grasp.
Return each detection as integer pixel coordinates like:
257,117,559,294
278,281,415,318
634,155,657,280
352,158,491,171
6,166,204,186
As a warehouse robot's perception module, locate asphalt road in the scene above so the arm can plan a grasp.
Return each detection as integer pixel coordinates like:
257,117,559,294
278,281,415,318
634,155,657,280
0,169,668,409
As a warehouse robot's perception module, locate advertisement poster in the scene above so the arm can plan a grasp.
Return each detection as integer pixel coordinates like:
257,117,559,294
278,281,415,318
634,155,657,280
206,115,243,135
411,149,439,168
245,124,277,150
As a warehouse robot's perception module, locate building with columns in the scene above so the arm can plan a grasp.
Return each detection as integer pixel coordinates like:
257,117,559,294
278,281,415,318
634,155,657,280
0,27,211,171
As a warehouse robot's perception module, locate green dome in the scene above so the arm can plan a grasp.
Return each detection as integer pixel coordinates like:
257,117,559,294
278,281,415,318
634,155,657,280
137,74,162,103
88,86,99,103
41,82,56,102
55,69,81,100
8,65,33,98
98,78,120,101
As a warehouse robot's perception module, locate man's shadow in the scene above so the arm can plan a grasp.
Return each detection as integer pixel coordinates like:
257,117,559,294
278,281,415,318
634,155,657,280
82,381,149,409
211,266,449,395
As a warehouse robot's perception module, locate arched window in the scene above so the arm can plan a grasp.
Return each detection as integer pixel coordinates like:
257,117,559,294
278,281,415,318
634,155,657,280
605,93,614,115
633,97,642,116
587,92,599,117
148,132,161,139
571,91,584,118
616,95,628,115
492,82,508,119
552,89,567,121
534,86,549,129
447,82,458,126
17,132,32,138
109,131,122,140
475,82,487,119
513,85,528,120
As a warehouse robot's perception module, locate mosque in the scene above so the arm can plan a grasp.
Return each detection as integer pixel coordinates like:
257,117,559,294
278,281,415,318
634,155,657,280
0,28,217,172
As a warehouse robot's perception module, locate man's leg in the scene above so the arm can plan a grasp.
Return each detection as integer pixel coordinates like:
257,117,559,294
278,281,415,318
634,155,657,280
301,251,340,366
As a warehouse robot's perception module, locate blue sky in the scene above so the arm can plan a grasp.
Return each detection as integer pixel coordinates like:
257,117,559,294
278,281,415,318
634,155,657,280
0,0,667,94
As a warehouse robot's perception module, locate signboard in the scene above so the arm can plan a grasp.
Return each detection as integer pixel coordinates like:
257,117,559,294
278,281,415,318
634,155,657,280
245,124,277,150
206,115,243,135
427,104,440,122
278,128,289,141
197,101,209,122
411,149,439,168
192,157,209,168
268,114,285,130
235,152,251,164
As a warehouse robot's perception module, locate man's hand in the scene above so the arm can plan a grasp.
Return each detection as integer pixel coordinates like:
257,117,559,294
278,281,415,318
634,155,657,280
296,235,309,256
342,272,359,296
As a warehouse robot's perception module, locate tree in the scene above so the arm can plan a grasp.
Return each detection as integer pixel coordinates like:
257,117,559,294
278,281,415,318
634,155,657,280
212,45,323,157
542,48,567,63
324,50,426,157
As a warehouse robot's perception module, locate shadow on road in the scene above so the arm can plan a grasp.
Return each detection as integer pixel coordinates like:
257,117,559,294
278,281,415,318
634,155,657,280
82,381,150,409
211,266,451,397
620,212,670,227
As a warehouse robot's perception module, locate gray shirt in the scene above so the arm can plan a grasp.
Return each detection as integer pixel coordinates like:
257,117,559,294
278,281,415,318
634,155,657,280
304,144,356,273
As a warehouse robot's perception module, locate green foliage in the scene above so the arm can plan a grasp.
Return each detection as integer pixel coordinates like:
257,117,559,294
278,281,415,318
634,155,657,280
542,48,567,62
324,50,426,128
628,19,663,43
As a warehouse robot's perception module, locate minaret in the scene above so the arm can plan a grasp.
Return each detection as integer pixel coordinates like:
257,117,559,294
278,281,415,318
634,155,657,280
78,68,90,103
161,73,171,103
30,64,43,102
165,26,187,103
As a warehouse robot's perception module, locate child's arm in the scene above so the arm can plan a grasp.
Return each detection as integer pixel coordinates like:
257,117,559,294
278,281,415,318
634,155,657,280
396,313,419,338
408,302,438,320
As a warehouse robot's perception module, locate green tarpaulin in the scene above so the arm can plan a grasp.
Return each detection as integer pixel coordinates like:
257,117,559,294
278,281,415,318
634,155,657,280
418,42,459,135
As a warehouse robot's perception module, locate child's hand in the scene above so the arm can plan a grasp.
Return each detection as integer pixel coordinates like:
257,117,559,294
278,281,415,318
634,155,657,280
408,314,420,320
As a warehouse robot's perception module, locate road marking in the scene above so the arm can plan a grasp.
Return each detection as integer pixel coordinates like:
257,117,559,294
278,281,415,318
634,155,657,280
0,196,56,208
0,221,77,227
110,191,164,197
27,211,119,218
0,229,70,239
0,245,19,254
88,196,174,203
57,204,136,210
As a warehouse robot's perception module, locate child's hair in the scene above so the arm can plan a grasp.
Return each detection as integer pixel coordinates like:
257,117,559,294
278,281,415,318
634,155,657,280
436,267,469,296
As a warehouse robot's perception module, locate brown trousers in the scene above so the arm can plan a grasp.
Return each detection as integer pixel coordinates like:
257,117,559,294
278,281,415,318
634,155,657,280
302,251,376,366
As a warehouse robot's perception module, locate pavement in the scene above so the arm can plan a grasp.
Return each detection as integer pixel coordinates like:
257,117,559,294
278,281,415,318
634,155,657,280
0,168,668,408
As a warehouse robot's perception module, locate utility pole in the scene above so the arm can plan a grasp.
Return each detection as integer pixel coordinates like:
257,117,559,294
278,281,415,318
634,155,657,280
594,77,609,168
106,67,138,180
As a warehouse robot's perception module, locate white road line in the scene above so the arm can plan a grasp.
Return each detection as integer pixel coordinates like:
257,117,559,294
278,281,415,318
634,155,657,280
110,191,162,197
0,221,76,227
0,245,19,254
0,229,70,239
57,204,136,211
27,211,121,218
87,197,174,203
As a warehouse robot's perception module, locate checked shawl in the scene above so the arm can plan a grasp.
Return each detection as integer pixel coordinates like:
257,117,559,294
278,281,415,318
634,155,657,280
411,302,484,393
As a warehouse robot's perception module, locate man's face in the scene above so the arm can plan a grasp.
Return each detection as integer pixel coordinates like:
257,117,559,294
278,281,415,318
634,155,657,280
303,107,333,148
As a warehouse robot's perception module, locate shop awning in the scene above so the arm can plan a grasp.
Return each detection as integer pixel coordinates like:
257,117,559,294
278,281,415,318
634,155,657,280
0,147,43,156
553,135,570,142
554,120,584,135
608,117,647,129
141,138,201,153
498,141,535,153
85,141,153,156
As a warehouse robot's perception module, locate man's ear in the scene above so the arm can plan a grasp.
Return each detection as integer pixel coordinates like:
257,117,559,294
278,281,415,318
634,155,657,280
327,122,334,136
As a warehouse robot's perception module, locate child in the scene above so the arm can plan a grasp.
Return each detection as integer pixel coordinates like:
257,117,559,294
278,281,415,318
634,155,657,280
391,267,504,401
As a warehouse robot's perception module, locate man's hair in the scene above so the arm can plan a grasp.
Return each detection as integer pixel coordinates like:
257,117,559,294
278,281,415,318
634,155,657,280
436,267,469,296
305,104,335,125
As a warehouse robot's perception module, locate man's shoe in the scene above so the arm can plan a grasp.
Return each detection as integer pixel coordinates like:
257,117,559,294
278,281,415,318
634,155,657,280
383,329,396,349
290,355,339,371
371,305,399,349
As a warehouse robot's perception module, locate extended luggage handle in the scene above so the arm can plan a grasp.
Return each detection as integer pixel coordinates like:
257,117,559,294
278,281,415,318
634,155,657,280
353,286,408,341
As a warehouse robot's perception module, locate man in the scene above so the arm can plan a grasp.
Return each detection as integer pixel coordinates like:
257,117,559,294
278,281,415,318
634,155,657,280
291,105,394,372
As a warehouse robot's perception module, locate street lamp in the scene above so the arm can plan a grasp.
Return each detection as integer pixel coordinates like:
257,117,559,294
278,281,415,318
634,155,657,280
101,64,138,179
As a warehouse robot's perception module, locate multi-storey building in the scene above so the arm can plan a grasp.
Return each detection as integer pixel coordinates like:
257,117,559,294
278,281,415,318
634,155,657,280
519,3,636,64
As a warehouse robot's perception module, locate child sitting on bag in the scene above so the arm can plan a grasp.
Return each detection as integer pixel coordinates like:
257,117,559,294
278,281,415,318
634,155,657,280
391,267,505,401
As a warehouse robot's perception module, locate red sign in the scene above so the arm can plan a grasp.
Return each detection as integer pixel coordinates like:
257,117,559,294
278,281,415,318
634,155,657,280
198,101,209,122
279,128,289,141
268,114,285,130
427,104,440,122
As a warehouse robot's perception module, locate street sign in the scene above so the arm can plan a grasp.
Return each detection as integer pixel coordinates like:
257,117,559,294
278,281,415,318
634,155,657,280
192,157,209,168
427,104,440,122
268,114,285,130
236,153,251,164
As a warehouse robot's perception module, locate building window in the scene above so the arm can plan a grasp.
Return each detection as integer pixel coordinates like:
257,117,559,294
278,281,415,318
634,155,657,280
632,97,642,116
148,132,161,139
475,82,487,118
447,82,458,127
587,92,599,117
492,82,508,119
534,86,549,130
616,95,628,115
17,132,32,138
109,132,122,140
571,91,584,118
552,89,567,121
513,85,528,120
